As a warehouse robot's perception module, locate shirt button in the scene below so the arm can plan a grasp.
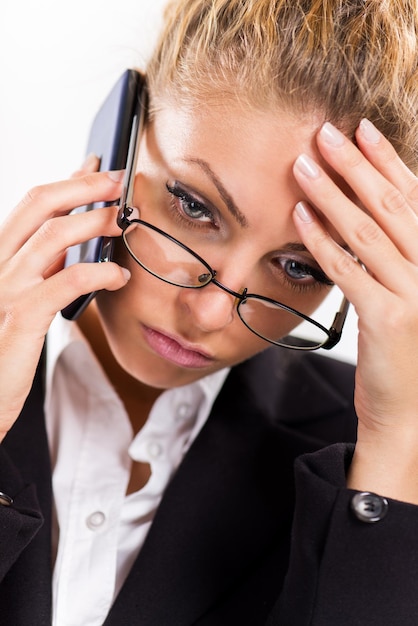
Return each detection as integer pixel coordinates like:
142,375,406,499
0,492,13,506
351,492,389,523
146,441,163,459
176,403,193,422
86,511,106,530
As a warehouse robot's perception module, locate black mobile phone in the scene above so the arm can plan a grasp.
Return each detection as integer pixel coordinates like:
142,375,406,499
61,69,146,320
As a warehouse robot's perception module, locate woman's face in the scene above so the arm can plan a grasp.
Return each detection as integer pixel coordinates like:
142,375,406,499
96,100,336,389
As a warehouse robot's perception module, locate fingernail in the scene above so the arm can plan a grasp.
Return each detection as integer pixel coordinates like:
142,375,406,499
107,169,125,182
82,152,99,170
121,267,131,281
359,118,381,144
295,201,314,223
295,154,320,179
320,122,345,147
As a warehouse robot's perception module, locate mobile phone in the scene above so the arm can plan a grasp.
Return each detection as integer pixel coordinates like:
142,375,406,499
61,69,146,320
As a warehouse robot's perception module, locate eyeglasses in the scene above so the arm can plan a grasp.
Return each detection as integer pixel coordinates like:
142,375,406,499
117,210,349,350
116,99,350,351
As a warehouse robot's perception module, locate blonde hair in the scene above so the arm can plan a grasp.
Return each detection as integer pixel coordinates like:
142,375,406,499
146,0,418,171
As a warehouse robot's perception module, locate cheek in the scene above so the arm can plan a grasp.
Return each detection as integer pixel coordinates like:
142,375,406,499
98,257,168,326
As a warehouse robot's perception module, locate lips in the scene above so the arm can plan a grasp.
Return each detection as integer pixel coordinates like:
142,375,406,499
142,325,215,369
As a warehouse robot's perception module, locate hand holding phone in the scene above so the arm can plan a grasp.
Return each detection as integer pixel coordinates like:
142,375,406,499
0,168,129,441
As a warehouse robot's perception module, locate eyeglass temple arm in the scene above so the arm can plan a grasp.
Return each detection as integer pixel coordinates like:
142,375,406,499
321,296,350,350
117,91,147,229
322,256,365,350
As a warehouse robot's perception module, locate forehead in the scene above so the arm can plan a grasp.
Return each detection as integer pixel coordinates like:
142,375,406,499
145,100,324,219
149,99,322,168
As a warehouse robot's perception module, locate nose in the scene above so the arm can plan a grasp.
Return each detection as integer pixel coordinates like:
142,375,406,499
179,281,237,333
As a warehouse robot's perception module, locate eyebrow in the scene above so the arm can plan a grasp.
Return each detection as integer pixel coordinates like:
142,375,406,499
285,240,352,259
284,242,312,253
186,157,249,228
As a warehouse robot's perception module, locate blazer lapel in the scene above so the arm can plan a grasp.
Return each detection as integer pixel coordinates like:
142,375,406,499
105,348,355,625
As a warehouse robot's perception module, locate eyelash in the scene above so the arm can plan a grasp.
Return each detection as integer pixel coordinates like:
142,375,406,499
274,257,334,293
165,182,217,228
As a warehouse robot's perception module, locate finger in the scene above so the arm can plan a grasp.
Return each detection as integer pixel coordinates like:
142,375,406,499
293,201,418,435
43,252,66,280
9,206,122,279
0,247,130,436
314,122,418,263
70,153,101,178
3,261,130,340
293,153,418,293
355,119,418,214
37,260,131,317
0,170,125,263
292,201,384,319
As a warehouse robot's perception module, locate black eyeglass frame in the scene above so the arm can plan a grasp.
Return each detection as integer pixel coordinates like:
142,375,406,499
116,93,350,351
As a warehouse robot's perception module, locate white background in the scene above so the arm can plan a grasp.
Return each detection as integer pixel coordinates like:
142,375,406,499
0,0,358,363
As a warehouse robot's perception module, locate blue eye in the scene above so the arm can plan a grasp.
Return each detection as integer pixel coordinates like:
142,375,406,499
166,183,214,223
279,258,333,288
285,260,313,280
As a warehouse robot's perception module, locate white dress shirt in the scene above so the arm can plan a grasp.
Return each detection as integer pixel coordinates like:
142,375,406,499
45,313,229,626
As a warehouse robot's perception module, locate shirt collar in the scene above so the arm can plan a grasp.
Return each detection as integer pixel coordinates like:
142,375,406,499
45,313,86,407
45,312,230,436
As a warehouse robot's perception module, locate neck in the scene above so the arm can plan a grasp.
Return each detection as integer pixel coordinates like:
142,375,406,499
77,302,162,435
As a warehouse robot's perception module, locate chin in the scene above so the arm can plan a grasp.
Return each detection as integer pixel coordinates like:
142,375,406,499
113,344,211,389
134,366,209,390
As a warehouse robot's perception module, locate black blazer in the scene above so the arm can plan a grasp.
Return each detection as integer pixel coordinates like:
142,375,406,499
0,346,359,625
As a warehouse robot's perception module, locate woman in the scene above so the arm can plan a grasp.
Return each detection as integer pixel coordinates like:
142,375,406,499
1,0,418,624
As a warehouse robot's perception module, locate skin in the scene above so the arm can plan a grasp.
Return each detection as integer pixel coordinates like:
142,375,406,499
1,100,418,502
90,104,335,411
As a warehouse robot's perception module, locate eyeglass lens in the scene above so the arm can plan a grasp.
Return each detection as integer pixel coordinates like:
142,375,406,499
122,220,343,349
